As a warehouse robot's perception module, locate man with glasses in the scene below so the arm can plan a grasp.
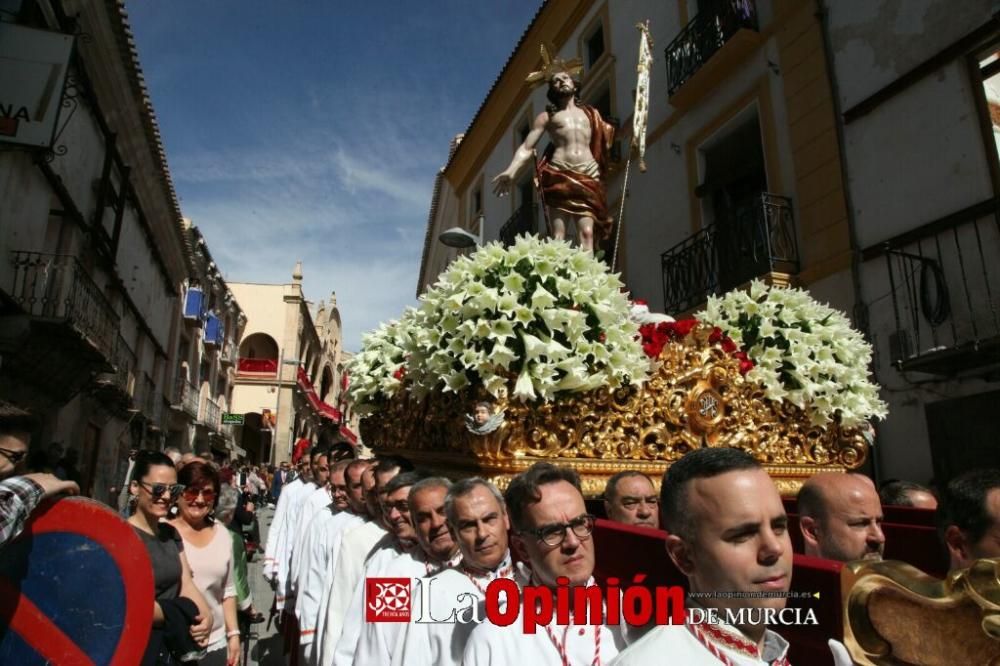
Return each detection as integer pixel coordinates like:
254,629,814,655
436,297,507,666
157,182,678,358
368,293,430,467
604,470,660,529
322,470,433,666
464,462,626,665
0,401,79,547
314,456,410,664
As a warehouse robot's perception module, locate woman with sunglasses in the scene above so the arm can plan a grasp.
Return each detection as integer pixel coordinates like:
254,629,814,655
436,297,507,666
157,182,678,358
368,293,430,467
127,450,212,665
170,461,241,666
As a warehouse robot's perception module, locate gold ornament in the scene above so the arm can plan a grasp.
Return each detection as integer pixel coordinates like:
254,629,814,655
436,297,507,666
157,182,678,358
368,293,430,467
360,326,868,496
524,44,584,88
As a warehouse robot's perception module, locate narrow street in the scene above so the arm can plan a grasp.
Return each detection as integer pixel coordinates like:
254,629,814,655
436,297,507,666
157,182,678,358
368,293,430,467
246,506,283,665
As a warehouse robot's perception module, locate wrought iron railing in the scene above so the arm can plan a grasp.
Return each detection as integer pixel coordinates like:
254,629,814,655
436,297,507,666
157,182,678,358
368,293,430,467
173,377,200,418
111,334,136,394
9,251,119,361
664,0,759,96
661,193,798,313
881,212,1000,373
499,203,538,247
201,396,222,431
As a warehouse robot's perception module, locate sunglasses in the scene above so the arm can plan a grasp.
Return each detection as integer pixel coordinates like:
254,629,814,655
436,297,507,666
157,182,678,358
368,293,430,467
182,486,217,503
137,480,186,500
0,447,27,465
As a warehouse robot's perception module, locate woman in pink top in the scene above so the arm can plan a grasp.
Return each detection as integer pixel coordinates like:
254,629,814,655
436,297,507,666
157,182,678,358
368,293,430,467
170,461,240,666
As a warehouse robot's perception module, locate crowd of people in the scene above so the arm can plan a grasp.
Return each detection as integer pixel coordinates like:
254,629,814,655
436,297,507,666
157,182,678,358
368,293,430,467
3,398,1000,665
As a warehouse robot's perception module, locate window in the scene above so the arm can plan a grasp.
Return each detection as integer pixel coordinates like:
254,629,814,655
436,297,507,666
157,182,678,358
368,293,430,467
586,22,605,68
976,51,1000,163
471,186,483,217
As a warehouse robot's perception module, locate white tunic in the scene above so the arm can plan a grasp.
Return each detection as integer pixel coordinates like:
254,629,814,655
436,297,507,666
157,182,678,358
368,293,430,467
317,535,401,666
263,477,303,579
275,480,316,609
289,485,334,584
462,590,627,666
610,622,791,665
295,510,364,648
349,549,461,666
312,520,387,661
390,553,516,666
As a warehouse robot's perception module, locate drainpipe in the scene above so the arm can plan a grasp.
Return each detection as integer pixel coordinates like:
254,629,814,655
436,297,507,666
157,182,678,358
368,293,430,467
815,0,883,485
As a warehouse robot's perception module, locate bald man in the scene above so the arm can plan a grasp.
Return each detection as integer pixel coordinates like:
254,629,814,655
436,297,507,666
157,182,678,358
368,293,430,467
797,473,885,562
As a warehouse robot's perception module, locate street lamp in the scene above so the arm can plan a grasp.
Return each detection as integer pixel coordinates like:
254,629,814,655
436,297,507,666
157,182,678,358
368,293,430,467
438,215,484,248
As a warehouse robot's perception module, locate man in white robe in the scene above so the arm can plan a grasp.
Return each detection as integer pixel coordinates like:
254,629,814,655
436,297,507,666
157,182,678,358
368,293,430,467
318,470,424,666
611,448,795,665
287,448,336,600
392,477,517,666
350,476,462,666
292,458,355,664
275,455,317,611
263,465,305,580
313,456,410,661
463,463,626,665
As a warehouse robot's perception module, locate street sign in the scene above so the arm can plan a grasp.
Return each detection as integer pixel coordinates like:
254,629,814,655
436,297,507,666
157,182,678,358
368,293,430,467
0,497,153,665
222,412,245,425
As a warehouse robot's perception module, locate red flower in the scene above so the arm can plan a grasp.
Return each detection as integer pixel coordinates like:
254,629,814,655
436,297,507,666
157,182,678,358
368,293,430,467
392,366,406,381
708,327,723,344
598,332,606,343
633,298,648,307
720,337,738,354
660,318,698,339
739,359,755,375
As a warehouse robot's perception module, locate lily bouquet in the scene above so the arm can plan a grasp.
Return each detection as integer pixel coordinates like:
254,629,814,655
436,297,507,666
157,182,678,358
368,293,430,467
698,280,888,427
402,236,650,402
345,312,416,415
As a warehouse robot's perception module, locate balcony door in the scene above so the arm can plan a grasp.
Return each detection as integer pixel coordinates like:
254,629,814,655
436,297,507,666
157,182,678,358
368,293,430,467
699,114,768,293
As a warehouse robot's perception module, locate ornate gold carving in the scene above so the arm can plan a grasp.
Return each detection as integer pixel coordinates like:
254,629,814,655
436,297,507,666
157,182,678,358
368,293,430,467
842,558,1000,664
360,326,868,495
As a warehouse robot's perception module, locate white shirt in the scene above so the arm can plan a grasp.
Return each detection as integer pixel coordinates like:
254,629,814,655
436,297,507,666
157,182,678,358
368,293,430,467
391,552,516,666
463,576,627,666
610,622,791,665
319,541,405,666
312,520,387,662
349,549,462,666
288,486,335,598
276,480,316,609
318,535,402,666
263,477,303,579
295,510,364,647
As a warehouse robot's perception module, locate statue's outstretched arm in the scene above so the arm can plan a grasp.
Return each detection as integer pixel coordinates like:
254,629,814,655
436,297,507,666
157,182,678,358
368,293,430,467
493,111,548,196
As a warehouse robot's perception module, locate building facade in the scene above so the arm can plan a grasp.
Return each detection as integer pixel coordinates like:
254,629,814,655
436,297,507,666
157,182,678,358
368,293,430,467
822,0,1000,484
417,0,999,484
0,0,189,500
230,264,357,465
165,220,247,460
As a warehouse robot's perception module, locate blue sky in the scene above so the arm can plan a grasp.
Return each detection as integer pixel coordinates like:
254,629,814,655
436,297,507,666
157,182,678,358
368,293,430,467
126,0,542,350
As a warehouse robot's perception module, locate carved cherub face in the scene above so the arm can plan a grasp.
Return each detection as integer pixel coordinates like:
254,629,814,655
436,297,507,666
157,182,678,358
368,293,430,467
474,403,492,426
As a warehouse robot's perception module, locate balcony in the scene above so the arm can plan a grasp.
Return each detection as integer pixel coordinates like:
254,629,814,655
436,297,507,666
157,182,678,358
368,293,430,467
171,377,200,418
880,211,1000,376
661,193,799,314
499,203,538,247
183,287,204,326
1,252,120,405
237,358,278,377
88,334,136,413
199,395,222,432
664,0,760,110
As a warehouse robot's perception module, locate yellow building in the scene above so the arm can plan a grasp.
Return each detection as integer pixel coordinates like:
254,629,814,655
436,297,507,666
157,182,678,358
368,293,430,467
418,0,1000,485
230,263,357,464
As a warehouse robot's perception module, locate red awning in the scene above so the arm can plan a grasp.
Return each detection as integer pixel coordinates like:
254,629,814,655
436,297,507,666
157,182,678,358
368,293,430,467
297,366,342,421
